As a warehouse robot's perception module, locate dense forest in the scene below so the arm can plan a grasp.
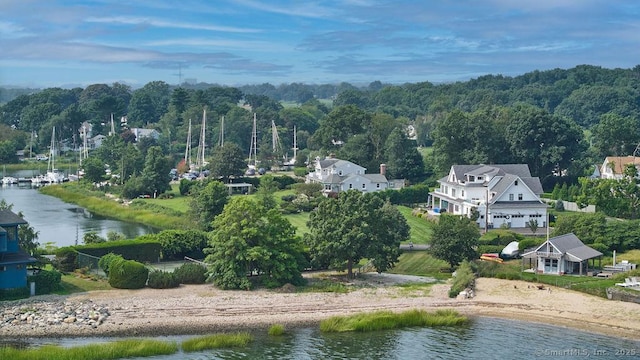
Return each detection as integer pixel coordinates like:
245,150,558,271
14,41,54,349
1,64,640,190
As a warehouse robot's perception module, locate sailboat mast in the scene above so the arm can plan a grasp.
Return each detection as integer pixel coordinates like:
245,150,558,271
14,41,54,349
184,119,192,167
199,108,206,170
219,116,224,147
249,113,257,167
292,125,298,162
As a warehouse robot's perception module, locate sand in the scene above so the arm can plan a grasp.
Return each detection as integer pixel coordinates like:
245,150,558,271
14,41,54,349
1,274,639,339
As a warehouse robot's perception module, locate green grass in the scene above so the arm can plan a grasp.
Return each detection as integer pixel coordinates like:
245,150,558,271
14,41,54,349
181,332,253,352
283,212,310,236
57,272,113,294
397,206,432,244
0,339,178,360
388,251,450,279
268,324,286,336
301,278,352,293
319,309,468,333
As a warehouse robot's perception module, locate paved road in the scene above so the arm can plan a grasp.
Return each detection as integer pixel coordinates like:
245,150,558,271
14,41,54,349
399,244,430,251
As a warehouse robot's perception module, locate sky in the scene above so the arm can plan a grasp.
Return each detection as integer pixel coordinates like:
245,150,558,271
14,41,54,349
1,0,640,89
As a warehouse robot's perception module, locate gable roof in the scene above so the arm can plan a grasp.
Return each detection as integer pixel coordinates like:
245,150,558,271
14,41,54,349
0,210,27,226
526,233,602,261
602,156,640,174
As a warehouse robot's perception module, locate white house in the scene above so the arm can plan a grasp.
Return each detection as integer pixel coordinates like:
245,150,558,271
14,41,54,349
306,157,403,194
600,156,640,180
521,233,602,275
429,164,548,230
130,128,161,142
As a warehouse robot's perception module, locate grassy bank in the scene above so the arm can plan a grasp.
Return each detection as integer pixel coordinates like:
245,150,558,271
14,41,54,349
0,339,178,360
181,332,253,352
388,251,450,279
397,206,432,244
319,309,468,333
39,184,192,230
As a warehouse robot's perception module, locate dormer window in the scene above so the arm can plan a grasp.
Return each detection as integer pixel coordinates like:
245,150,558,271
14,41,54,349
514,180,518,186
477,176,483,181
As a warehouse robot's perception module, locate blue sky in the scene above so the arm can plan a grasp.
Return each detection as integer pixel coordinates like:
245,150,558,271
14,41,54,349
1,0,639,88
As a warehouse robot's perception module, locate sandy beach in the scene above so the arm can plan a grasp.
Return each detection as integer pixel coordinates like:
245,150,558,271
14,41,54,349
2,274,639,340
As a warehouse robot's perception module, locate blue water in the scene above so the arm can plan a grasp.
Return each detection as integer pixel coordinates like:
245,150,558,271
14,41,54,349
23,317,640,359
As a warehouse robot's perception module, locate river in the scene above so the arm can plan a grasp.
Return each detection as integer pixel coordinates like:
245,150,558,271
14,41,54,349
21,317,640,359
0,181,156,248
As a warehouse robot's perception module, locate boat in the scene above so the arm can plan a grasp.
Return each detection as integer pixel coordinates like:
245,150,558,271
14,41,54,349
1,176,18,185
480,255,504,263
32,127,65,185
501,241,520,259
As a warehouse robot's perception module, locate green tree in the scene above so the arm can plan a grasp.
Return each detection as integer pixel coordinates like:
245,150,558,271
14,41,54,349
208,143,246,179
591,113,640,158
83,231,106,244
309,105,369,150
139,145,172,195
189,180,229,230
383,127,425,182
205,197,305,289
305,190,409,278
430,214,480,269
82,156,106,183
256,175,278,210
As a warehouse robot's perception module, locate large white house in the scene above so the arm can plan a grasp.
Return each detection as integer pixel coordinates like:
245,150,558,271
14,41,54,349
429,164,548,229
306,157,404,194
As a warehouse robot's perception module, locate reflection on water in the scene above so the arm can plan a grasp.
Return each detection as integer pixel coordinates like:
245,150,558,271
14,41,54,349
16,317,640,359
0,183,157,247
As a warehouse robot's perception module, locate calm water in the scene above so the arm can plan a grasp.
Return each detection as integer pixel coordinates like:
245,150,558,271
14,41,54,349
0,178,157,247
22,317,640,359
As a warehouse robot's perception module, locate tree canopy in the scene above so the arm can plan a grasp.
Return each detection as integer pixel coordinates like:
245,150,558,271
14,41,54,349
430,214,480,269
305,190,409,278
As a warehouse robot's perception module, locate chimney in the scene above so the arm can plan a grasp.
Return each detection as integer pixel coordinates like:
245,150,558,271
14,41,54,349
380,163,386,175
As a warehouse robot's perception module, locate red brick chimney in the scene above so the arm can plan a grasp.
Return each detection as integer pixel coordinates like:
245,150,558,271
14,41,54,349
380,163,386,175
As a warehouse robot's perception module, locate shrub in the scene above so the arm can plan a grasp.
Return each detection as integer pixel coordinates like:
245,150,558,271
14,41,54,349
53,247,78,272
518,238,545,252
476,245,504,256
0,287,30,301
293,167,309,177
555,200,565,211
98,253,124,277
27,269,63,295
156,230,209,260
108,259,149,289
174,263,208,284
281,194,296,202
179,179,195,195
448,260,475,298
147,270,180,289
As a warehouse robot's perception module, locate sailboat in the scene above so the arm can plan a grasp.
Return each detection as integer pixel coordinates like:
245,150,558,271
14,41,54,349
284,125,298,166
195,108,208,173
247,113,258,171
32,127,65,185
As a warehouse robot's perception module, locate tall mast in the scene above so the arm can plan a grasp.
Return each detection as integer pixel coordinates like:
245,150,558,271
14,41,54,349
249,113,257,168
184,119,192,167
292,125,298,163
197,108,206,171
110,113,115,136
219,116,224,147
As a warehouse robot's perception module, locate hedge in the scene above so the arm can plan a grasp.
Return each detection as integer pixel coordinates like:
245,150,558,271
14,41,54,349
28,269,62,295
153,230,209,261
98,253,124,276
53,247,79,272
173,263,208,284
75,239,161,263
147,270,180,289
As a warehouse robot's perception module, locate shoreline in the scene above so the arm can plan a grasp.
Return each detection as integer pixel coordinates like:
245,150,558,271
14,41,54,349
1,276,639,341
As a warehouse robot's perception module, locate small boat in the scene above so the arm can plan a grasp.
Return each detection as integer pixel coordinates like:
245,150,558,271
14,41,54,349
501,241,520,259
480,255,504,263
1,176,18,185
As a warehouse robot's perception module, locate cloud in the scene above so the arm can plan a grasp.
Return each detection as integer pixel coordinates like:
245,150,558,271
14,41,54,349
85,16,261,33
232,0,337,19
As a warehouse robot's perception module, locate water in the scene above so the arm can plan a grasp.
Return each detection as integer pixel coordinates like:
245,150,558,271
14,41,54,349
21,317,640,359
0,177,157,247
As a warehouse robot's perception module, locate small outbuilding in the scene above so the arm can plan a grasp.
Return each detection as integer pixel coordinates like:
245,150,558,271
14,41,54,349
521,233,602,275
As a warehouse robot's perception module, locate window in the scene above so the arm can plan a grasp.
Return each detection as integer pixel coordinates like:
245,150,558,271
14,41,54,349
514,180,518,186
454,205,459,212
509,194,514,201
451,189,456,197
0,266,6,272
339,171,343,176
461,190,465,197
518,193,523,201
362,183,366,189
376,183,380,188
349,184,353,189
477,176,483,181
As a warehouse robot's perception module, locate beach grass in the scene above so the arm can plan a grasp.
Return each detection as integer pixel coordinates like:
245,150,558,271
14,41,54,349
397,206,432,244
58,272,113,294
301,278,351,293
268,324,286,336
0,339,178,360
319,309,468,333
181,332,253,352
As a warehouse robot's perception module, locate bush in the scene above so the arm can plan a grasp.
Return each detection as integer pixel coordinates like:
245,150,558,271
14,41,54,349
179,178,196,195
28,269,62,295
147,270,180,289
476,245,504,255
156,230,209,261
555,200,565,211
174,263,208,284
518,238,546,252
53,247,78,272
293,167,309,177
108,259,149,289
98,253,124,277
281,194,296,202
0,287,29,301
448,260,475,298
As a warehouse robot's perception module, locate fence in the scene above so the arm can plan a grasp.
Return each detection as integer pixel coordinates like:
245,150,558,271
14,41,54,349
542,199,596,213
76,251,104,277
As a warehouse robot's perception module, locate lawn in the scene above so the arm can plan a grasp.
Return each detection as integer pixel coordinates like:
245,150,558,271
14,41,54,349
57,272,112,294
283,212,310,236
388,251,450,279
397,205,432,244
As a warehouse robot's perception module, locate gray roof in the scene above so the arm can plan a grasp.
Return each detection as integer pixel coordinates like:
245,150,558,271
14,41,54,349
0,210,27,226
491,201,548,209
533,233,603,261
450,164,534,184
0,250,36,265
490,174,518,200
521,177,543,195
318,158,340,168
361,174,388,183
